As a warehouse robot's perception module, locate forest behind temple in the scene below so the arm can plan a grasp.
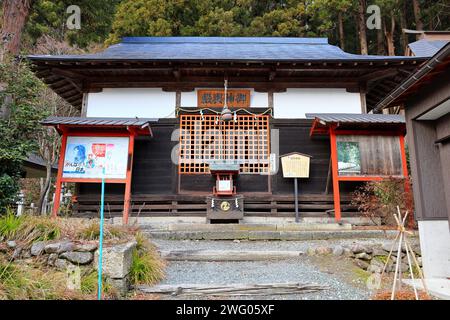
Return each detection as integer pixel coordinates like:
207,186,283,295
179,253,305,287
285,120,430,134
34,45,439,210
1,0,450,58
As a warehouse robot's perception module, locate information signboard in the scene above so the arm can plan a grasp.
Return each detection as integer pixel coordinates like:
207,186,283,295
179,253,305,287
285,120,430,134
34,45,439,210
62,136,129,179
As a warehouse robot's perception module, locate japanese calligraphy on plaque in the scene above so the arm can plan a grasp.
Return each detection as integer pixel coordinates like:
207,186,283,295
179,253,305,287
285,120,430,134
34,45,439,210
197,89,251,108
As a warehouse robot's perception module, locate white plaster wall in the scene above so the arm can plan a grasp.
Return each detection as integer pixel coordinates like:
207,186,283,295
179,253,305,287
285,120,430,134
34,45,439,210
273,88,362,118
418,220,450,279
181,89,268,108
86,88,176,118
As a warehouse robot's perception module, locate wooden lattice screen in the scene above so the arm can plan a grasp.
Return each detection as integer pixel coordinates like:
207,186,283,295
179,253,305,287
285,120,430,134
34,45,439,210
179,114,270,174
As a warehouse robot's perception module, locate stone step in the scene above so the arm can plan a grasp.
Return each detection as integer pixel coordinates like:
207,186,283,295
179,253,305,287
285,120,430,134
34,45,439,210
159,249,304,261
145,229,400,241
112,216,379,227
138,222,352,232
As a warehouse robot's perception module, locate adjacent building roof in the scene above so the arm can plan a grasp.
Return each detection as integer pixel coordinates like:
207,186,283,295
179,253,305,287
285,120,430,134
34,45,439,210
307,113,406,135
41,117,157,136
374,42,450,112
408,39,449,57
22,153,57,179
41,116,157,127
305,113,405,124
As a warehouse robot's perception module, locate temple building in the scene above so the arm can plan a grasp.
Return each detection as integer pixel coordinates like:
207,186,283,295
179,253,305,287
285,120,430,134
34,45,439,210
27,37,428,224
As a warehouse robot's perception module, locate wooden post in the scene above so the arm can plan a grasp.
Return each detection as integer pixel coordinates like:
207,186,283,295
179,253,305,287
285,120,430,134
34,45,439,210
399,134,409,178
329,127,341,221
294,177,299,223
123,132,135,225
399,134,413,226
52,133,67,218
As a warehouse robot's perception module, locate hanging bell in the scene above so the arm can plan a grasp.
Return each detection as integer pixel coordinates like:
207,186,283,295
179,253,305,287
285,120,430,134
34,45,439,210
221,107,233,122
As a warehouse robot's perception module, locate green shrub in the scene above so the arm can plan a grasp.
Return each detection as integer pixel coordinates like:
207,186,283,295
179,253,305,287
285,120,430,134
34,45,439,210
80,269,116,296
0,210,24,240
129,232,165,285
351,177,415,226
0,212,61,243
0,256,73,300
77,222,126,241
14,215,61,244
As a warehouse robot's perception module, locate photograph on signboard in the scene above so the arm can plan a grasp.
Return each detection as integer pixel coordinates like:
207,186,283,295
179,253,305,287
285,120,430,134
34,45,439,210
337,141,361,175
63,136,129,179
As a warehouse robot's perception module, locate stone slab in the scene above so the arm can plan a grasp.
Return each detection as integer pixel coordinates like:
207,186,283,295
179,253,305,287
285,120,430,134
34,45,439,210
95,241,137,279
160,249,304,261
146,229,400,241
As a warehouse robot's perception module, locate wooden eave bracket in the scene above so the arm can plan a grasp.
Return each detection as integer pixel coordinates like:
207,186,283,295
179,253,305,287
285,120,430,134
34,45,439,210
309,118,331,137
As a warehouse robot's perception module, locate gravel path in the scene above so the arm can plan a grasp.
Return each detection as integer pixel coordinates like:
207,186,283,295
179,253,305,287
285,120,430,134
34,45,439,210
158,259,369,300
147,239,397,300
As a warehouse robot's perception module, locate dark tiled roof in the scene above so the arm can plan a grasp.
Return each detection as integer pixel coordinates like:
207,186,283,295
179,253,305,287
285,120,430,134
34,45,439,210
408,39,449,57
28,37,425,62
41,117,158,127
305,113,405,124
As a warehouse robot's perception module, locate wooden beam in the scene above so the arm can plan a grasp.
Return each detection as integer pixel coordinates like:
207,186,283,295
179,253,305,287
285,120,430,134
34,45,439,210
269,70,276,81
85,75,361,84
162,87,195,92
51,68,84,79
89,81,359,90
359,68,398,83
254,88,286,93
173,69,181,80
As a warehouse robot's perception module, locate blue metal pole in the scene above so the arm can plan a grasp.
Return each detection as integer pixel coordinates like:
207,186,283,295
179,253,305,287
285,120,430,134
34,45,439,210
97,168,105,300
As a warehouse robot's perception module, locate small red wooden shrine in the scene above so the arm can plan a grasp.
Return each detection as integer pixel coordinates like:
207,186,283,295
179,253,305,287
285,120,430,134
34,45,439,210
42,117,153,224
308,114,408,221
209,163,240,196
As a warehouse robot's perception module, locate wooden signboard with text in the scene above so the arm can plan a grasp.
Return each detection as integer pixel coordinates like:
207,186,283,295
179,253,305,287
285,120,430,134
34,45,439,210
281,152,312,178
197,89,251,108
280,152,312,223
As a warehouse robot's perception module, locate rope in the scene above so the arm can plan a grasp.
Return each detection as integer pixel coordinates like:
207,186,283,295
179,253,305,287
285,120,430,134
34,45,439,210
176,107,273,117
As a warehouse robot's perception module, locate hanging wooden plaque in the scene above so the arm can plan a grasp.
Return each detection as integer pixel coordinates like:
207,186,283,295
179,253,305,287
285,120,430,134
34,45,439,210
197,89,251,108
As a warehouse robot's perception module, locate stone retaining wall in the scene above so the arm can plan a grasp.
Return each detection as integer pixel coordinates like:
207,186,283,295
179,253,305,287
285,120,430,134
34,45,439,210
3,239,136,295
307,242,423,275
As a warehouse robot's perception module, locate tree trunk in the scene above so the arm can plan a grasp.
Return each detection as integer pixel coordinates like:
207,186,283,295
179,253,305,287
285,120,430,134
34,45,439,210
384,15,396,56
38,162,52,215
0,0,31,60
412,0,424,38
377,23,385,55
399,2,408,55
357,0,368,55
338,11,345,51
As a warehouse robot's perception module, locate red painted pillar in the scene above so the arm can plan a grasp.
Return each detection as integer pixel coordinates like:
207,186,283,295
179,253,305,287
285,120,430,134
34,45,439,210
52,133,68,218
329,127,341,221
399,134,409,178
123,132,135,225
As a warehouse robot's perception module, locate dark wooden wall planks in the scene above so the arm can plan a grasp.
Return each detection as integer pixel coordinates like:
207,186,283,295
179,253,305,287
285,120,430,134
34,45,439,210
77,118,359,197
336,135,402,176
